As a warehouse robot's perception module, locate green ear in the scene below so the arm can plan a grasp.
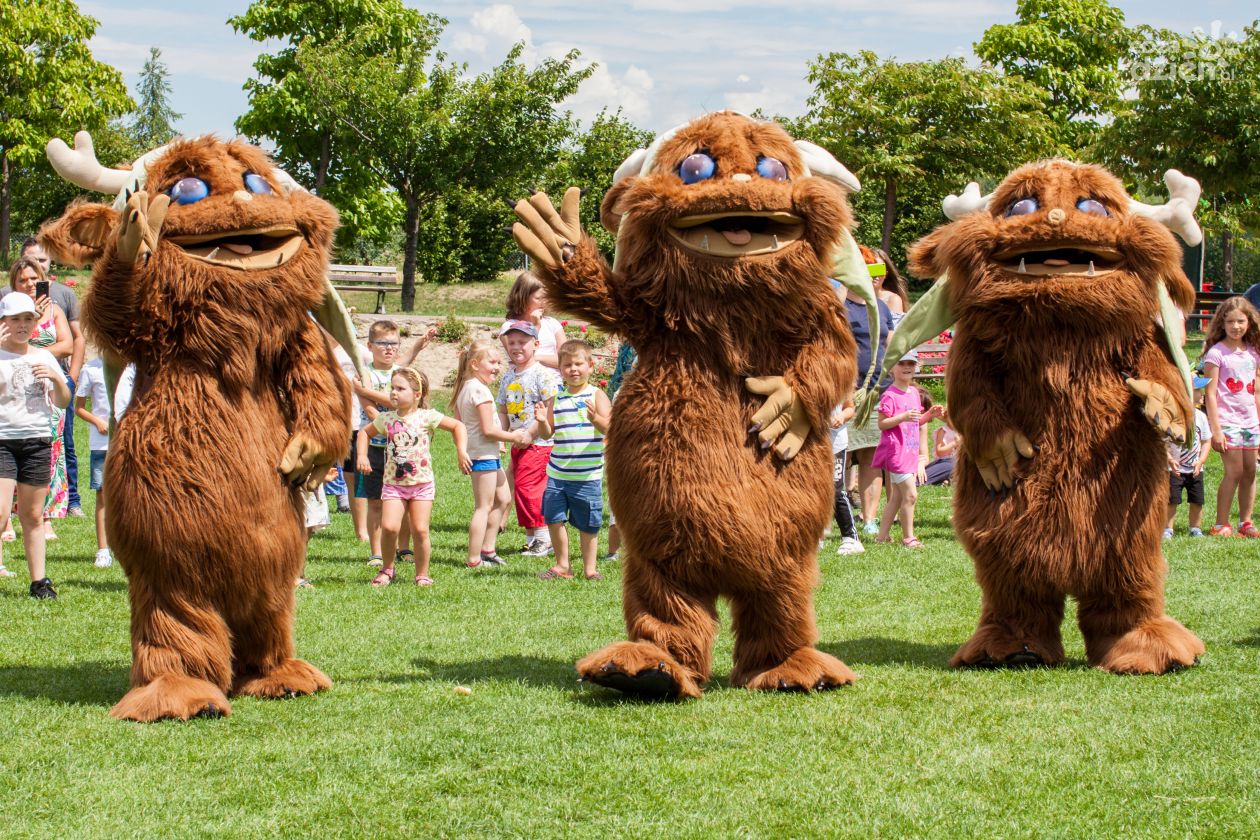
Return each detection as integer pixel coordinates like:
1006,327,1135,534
312,277,368,382
1157,280,1196,446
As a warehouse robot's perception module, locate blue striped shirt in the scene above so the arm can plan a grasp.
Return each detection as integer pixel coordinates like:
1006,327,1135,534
547,384,605,482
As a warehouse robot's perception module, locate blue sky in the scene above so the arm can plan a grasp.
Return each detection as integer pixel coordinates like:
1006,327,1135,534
82,1,1253,140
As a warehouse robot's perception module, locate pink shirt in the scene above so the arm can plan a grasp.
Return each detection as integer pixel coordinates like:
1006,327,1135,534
872,385,922,474
1204,342,1260,430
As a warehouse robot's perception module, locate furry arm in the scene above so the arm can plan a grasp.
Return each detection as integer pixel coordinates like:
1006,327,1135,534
1126,331,1193,445
946,329,1035,490
276,317,353,490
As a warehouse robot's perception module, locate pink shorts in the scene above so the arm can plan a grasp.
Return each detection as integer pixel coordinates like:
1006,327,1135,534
381,481,435,501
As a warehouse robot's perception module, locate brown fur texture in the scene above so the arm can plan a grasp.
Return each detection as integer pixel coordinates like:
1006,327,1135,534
908,159,1204,674
40,137,350,719
537,112,859,697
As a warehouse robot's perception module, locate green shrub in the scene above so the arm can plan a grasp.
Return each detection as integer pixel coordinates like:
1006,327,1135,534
435,309,470,344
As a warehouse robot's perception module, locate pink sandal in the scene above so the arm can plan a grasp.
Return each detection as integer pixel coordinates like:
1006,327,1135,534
370,568,395,587
414,575,434,587
902,537,925,549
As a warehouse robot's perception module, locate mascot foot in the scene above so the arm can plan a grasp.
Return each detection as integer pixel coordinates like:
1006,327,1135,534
233,658,332,699
1093,616,1204,675
576,641,703,700
951,626,1064,669
736,647,857,692
110,674,232,722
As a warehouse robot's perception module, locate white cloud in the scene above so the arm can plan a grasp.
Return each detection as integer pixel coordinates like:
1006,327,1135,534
736,73,750,83
89,34,259,85
468,4,537,64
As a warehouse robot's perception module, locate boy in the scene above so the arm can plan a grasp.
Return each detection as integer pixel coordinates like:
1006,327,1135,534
1165,375,1213,539
74,356,113,567
497,320,559,556
353,320,409,567
0,292,71,598
535,340,611,580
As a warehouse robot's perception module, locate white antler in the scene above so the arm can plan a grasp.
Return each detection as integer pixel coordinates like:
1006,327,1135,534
45,131,132,194
794,140,860,192
943,182,993,220
1129,169,1203,247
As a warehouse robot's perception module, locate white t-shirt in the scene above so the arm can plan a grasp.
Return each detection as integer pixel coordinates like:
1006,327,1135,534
0,346,67,439
360,362,397,447
114,364,136,420
333,343,363,430
501,316,565,364
456,379,500,460
76,358,110,450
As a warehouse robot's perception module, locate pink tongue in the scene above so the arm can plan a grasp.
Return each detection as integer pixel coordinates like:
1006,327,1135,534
223,242,254,255
721,229,752,246
1044,257,1069,266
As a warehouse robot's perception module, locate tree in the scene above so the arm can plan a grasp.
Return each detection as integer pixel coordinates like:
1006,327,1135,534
1103,22,1260,289
295,29,592,303
802,51,1058,262
0,0,132,262
975,0,1130,151
130,47,181,147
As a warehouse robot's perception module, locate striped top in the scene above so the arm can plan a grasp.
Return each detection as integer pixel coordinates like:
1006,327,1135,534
547,383,605,482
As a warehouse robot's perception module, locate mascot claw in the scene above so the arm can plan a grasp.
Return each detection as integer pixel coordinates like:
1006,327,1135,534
1125,378,1187,444
511,187,583,270
975,429,1035,491
117,191,169,265
745,376,811,460
278,433,332,490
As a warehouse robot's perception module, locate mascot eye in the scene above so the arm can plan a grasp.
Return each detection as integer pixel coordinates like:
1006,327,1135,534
1076,198,1109,217
169,177,209,205
244,173,274,194
756,157,788,181
679,153,716,184
1006,197,1039,217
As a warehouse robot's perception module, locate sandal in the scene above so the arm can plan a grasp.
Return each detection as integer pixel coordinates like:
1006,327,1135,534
366,555,384,567
295,577,314,589
538,567,574,580
370,568,395,587
0,564,15,578
464,558,483,568
1239,521,1260,538
1210,523,1234,537
1,528,14,543
414,575,434,587
902,537,925,549
396,548,415,563
585,572,604,581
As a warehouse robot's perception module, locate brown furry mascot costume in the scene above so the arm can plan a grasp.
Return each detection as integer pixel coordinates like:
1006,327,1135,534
512,112,867,698
902,159,1205,674
40,133,351,719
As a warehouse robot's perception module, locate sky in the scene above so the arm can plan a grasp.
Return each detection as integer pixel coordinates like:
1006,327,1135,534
81,0,1254,140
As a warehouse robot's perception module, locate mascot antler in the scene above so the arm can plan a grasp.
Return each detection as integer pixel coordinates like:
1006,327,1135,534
1128,169,1203,247
46,131,132,195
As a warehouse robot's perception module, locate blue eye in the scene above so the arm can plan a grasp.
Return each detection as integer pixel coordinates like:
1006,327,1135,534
1076,197,1109,217
756,157,788,181
244,173,273,194
1006,197,1038,217
169,177,209,205
679,153,716,184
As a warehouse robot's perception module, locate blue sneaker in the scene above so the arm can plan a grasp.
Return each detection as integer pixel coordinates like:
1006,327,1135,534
1162,528,1174,540
862,520,880,537
1188,527,1204,537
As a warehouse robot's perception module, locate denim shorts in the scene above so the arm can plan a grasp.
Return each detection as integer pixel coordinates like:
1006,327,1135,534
470,458,501,472
90,450,107,491
542,476,603,534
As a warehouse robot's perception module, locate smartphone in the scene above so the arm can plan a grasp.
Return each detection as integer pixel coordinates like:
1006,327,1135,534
34,280,49,300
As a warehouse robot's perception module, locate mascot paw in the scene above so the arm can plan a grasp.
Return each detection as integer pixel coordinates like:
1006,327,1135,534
736,648,857,692
950,626,1065,669
974,429,1036,490
278,433,335,490
1093,616,1204,675
233,658,332,699
109,674,232,722
511,187,583,270
117,190,170,266
1125,378,1187,444
576,641,703,700
745,376,813,461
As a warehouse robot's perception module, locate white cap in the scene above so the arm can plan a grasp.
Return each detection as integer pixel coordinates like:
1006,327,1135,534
0,292,37,318
898,349,919,364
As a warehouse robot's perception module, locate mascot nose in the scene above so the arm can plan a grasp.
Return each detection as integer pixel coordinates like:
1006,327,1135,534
233,190,254,203
731,173,752,182
1048,207,1066,225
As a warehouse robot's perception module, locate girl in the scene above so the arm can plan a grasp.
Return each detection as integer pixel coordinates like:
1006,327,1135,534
453,339,529,568
501,272,566,370
924,406,960,486
362,368,471,586
867,246,911,326
872,351,942,548
1200,297,1260,537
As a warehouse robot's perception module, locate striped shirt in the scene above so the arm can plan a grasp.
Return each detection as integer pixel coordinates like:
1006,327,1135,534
547,383,605,482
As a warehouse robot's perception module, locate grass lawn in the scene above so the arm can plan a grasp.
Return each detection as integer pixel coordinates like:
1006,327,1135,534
1,398,1259,838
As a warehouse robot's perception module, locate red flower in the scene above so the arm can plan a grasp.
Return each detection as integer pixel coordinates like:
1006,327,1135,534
579,325,587,333
599,379,608,387
561,320,569,326
64,278,78,287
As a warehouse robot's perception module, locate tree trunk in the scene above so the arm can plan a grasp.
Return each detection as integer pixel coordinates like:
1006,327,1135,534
314,133,331,192
0,150,11,266
881,178,896,253
1222,229,1234,291
402,194,419,311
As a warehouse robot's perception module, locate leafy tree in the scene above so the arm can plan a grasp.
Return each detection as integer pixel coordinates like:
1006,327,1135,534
802,51,1058,262
130,47,181,147
1103,22,1260,289
0,0,132,262
975,0,1130,150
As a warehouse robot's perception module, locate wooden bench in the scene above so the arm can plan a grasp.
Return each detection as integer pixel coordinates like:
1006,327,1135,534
914,341,952,380
329,264,400,314
1188,289,1236,329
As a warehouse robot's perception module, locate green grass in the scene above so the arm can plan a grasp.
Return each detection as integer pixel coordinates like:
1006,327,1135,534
3,400,1260,838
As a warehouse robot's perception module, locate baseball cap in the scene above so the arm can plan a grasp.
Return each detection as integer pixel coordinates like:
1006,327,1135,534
0,292,37,318
502,319,538,338
1193,375,1210,390
898,349,919,364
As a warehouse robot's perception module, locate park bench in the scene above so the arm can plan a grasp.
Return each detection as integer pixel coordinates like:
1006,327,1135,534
914,340,952,380
1188,289,1236,329
329,264,400,314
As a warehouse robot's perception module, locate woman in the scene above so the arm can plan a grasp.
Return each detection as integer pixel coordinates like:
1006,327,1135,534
868,246,911,326
7,258,72,541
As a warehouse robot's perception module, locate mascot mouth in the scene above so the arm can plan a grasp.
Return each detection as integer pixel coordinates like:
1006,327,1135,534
165,226,304,269
668,211,804,257
993,243,1124,277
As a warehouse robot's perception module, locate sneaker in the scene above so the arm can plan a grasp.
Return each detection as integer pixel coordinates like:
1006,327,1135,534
521,539,553,557
603,552,619,563
68,506,85,518
29,578,57,600
862,520,880,537
480,552,507,567
1188,527,1205,537
94,548,113,568
837,536,865,555
1162,528,1174,541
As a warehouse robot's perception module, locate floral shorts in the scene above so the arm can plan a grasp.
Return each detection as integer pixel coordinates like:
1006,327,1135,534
1222,425,1260,451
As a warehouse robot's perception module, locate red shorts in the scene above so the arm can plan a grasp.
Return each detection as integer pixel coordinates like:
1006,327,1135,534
510,445,552,528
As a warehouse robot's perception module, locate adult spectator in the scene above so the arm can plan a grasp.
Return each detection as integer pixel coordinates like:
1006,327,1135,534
1243,282,1260,314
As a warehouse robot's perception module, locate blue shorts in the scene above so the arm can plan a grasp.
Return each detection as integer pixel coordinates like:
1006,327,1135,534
470,458,501,472
90,450,107,491
542,476,603,534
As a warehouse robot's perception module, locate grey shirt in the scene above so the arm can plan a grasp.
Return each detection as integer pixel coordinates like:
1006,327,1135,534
0,279,82,373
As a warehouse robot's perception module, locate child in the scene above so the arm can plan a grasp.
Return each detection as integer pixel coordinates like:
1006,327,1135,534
453,339,530,568
535,340,610,580
831,397,863,555
872,350,942,548
0,292,71,596
923,406,960,486
497,320,559,556
1201,297,1260,536
73,355,113,567
299,466,340,588
354,320,410,566
1165,376,1213,539
362,367,470,586
501,272,566,370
